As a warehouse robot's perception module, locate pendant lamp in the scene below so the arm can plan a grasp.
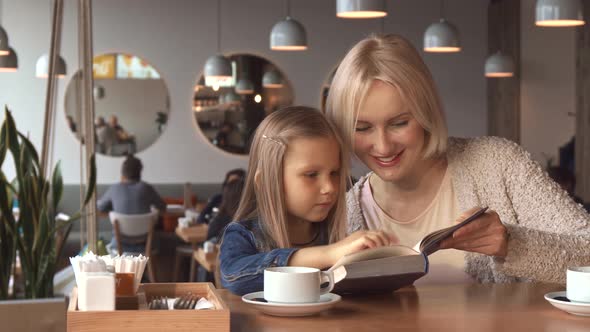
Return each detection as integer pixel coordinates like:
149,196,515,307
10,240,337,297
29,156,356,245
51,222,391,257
535,0,584,27
236,78,254,94
0,0,11,56
204,0,231,84
225,89,241,104
0,47,17,72
485,52,515,78
36,53,67,78
336,0,387,19
270,0,307,51
0,26,9,56
263,69,283,88
424,0,461,53
236,57,254,94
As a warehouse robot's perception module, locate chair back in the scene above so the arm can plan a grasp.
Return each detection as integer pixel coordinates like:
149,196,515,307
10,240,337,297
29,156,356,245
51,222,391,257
108,211,158,237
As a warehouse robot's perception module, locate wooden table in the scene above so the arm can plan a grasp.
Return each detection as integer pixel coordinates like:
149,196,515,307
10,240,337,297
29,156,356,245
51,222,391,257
175,224,208,244
218,283,590,331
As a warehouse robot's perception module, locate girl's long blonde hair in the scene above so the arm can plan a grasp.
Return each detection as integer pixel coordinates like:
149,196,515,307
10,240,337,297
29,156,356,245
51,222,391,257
234,106,349,249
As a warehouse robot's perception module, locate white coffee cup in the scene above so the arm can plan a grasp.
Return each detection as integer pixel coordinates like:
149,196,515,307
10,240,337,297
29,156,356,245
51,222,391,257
264,266,334,304
566,266,590,303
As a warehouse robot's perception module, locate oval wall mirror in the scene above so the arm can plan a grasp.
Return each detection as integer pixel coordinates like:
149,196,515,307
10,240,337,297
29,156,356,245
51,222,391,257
64,53,170,156
193,54,294,155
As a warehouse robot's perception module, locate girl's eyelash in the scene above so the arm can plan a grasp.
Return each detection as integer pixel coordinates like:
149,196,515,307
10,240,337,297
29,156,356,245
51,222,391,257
391,121,409,127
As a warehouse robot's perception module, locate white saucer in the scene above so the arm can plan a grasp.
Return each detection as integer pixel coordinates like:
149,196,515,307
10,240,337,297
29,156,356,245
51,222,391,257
242,291,341,317
544,291,590,317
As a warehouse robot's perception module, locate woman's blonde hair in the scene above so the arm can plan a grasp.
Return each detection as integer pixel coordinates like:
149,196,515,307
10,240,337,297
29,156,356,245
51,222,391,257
325,34,448,159
234,106,349,248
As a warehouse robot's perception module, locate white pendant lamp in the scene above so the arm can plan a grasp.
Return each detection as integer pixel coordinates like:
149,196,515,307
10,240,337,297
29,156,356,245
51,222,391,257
536,0,584,27
0,47,17,72
485,52,515,78
336,0,387,19
204,0,231,84
35,53,67,78
263,69,283,88
424,0,461,53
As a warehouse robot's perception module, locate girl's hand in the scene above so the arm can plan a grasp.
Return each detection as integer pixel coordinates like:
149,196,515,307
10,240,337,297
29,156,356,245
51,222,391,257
327,230,399,264
439,207,508,257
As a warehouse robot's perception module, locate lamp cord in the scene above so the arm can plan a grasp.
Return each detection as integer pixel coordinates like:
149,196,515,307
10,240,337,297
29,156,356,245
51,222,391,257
217,0,221,53
440,0,445,19
286,0,290,18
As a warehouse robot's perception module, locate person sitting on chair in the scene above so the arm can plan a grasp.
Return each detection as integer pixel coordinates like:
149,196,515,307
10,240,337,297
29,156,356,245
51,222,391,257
97,155,166,253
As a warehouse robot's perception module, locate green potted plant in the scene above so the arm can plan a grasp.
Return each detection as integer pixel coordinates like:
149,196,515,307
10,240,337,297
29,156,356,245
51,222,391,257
0,107,96,328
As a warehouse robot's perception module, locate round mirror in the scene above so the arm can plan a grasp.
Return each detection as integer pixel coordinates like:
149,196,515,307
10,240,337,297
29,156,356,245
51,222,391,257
193,54,294,155
64,53,170,156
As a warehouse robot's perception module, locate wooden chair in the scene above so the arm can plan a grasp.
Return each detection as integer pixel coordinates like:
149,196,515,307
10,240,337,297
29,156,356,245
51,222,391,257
193,245,222,288
108,211,159,283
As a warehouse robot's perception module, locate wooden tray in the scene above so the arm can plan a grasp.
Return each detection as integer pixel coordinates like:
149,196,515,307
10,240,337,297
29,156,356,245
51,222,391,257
67,282,229,332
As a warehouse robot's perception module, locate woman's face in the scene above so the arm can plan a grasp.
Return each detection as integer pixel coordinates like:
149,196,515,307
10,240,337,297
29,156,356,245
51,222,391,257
354,80,426,183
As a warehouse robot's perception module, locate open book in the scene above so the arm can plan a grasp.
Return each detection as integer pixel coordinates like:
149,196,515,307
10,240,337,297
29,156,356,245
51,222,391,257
329,207,488,294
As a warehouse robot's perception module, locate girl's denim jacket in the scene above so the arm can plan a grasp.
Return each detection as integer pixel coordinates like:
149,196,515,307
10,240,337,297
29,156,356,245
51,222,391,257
219,219,327,295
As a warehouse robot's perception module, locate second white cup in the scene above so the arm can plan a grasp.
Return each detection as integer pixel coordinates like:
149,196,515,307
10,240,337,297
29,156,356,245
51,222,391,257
264,266,334,304
567,266,590,303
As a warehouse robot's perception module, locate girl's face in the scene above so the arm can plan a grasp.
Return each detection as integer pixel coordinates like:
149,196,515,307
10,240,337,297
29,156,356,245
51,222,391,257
282,136,341,224
354,80,426,183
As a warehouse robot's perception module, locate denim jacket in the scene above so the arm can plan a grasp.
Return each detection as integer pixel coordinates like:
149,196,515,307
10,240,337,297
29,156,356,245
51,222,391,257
219,219,328,295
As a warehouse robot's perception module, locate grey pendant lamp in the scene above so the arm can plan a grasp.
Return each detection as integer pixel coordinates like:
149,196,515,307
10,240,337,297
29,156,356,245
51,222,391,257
204,0,232,84
424,0,461,53
485,52,514,78
0,47,17,72
0,26,8,56
536,0,584,27
225,89,241,104
0,0,11,56
263,69,283,88
36,53,67,78
235,57,254,94
36,0,67,78
485,4,515,78
270,0,307,51
336,0,387,19
236,78,254,94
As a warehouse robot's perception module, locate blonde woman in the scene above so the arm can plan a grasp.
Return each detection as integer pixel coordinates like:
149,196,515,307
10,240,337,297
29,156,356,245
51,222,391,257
219,106,396,295
325,34,590,284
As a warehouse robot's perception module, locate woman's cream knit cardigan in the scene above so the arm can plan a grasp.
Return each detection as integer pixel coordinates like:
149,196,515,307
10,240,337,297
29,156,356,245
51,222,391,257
347,137,590,284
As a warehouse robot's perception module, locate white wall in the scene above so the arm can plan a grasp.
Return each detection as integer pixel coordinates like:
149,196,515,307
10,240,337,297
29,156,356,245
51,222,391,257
0,0,488,184
520,0,576,166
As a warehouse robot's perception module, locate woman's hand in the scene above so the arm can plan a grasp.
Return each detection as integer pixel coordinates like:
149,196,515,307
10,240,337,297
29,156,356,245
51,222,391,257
439,207,508,257
327,230,399,264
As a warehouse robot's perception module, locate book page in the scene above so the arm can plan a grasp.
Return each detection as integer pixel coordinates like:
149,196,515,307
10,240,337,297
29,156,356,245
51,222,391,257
417,207,488,256
329,245,419,271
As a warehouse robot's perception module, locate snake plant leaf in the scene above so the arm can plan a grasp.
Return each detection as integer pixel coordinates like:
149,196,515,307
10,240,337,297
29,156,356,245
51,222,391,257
16,132,40,168
83,154,96,206
32,206,49,254
0,118,7,168
51,161,63,214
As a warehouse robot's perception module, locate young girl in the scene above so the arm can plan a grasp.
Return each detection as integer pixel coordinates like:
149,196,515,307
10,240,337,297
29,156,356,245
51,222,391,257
219,106,397,295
